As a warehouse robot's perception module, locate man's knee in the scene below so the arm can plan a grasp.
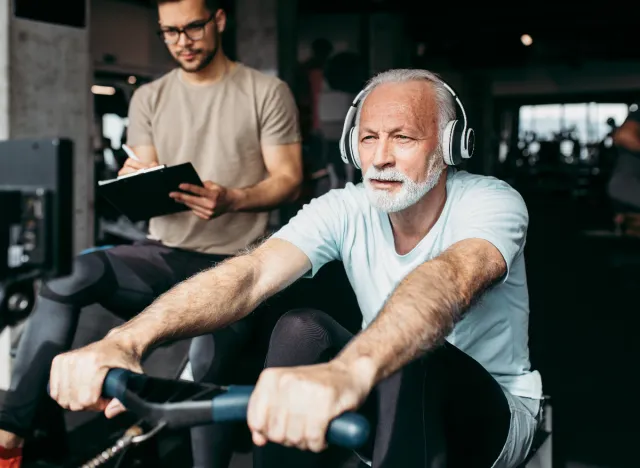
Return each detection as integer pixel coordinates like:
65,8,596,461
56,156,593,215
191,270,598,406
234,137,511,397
266,309,349,368
39,251,115,305
189,318,258,382
188,335,215,380
270,308,326,343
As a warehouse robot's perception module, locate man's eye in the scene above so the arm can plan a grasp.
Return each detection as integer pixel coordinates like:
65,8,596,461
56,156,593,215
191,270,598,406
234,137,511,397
185,23,205,32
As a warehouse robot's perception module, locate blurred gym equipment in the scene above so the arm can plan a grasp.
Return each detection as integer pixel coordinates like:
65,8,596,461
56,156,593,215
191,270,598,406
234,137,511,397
0,138,74,333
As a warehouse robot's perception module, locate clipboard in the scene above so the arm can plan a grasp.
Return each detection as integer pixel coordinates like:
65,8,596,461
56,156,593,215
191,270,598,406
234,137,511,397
98,162,204,222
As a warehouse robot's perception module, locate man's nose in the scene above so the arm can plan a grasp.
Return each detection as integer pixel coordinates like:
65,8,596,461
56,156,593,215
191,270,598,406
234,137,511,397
177,32,193,48
372,136,394,168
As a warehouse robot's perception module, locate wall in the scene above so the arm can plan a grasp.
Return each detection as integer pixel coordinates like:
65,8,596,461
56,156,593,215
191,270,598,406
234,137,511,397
91,0,173,77
297,13,361,62
491,61,640,96
368,13,410,74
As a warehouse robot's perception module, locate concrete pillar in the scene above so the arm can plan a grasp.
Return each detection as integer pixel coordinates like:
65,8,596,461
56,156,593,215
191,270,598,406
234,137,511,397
234,0,297,84
234,0,298,228
235,0,278,75
0,0,92,389
0,0,93,253
276,0,297,89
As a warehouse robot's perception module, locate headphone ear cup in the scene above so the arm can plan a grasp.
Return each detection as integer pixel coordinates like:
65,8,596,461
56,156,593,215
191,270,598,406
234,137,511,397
340,103,358,166
451,120,466,166
442,120,458,166
339,134,349,165
349,126,361,169
463,127,475,159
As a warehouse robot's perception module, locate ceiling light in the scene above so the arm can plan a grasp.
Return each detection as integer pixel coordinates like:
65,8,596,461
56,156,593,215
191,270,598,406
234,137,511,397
128,75,137,84
521,34,533,46
91,85,116,95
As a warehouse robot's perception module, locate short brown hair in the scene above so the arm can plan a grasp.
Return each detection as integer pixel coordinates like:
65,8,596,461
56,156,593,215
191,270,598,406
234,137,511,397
156,0,221,13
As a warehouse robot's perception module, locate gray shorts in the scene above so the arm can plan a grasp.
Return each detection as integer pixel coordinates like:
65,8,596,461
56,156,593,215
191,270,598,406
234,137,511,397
491,391,542,468
356,389,543,468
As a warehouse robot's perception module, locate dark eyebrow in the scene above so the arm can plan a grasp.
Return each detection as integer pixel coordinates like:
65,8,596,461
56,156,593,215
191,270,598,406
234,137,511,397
160,17,209,30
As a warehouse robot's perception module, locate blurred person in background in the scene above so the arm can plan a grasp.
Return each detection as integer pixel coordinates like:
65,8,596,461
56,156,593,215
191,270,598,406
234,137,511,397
292,38,334,210
321,50,368,186
0,0,302,467
609,104,640,236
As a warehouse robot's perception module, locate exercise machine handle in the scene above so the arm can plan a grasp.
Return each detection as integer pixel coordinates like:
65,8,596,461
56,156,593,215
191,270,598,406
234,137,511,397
104,368,370,449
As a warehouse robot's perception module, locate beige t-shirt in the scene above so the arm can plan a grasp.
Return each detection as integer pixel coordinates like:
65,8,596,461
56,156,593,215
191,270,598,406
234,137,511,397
126,63,301,254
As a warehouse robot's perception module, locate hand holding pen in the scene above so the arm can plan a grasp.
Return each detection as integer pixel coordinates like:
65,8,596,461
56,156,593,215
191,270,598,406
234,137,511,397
118,144,158,176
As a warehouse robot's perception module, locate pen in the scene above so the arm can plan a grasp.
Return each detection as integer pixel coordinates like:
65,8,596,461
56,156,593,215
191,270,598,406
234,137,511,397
122,144,141,162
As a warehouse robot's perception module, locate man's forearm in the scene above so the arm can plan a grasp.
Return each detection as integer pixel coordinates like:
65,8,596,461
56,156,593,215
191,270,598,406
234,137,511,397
615,133,640,152
106,254,261,358
334,244,503,387
613,123,640,152
230,174,301,212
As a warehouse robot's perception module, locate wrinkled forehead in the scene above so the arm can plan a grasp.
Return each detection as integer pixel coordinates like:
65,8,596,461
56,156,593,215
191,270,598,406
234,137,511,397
360,82,438,133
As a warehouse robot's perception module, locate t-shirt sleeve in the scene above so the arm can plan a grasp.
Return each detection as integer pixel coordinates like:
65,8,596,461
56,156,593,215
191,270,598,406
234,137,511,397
126,87,154,147
259,81,301,146
451,179,528,283
270,190,346,277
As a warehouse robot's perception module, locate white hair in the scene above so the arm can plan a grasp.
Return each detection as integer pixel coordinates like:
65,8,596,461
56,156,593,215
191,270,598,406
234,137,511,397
354,68,456,145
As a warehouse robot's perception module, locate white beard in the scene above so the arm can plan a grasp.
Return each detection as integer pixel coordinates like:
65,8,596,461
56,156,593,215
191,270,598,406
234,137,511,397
363,152,445,213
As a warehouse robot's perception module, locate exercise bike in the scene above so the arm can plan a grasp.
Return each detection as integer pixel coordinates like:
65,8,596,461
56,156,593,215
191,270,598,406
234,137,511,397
50,369,370,468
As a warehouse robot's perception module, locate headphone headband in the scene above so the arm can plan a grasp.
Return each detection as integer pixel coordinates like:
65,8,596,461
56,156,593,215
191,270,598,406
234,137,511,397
339,76,475,169
441,82,467,130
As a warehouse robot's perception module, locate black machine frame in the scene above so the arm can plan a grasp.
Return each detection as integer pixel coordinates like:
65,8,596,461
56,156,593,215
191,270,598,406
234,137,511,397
0,137,74,330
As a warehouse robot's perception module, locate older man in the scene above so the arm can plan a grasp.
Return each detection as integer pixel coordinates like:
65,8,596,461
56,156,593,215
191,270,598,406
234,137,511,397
48,69,542,468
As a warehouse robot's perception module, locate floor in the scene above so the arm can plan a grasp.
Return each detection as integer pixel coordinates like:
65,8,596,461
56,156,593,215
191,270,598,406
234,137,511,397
229,455,605,468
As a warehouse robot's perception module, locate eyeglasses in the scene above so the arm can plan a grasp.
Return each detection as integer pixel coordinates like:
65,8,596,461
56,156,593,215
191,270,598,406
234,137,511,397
158,14,214,44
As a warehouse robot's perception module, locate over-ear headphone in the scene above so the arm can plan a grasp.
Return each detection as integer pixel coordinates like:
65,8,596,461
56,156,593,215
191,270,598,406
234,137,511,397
339,79,475,169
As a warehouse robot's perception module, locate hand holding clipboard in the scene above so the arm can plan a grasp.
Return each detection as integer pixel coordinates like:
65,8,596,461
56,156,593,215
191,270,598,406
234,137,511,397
169,181,234,221
123,144,233,220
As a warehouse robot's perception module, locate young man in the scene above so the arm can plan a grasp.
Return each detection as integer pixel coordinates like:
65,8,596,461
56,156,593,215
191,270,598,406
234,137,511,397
0,0,301,466
48,69,543,468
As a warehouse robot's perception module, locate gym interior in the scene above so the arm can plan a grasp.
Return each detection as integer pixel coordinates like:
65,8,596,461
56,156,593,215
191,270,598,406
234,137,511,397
0,1,638,467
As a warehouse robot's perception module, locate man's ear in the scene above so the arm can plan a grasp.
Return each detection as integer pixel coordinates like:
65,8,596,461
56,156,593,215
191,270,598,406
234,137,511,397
215,9,226,34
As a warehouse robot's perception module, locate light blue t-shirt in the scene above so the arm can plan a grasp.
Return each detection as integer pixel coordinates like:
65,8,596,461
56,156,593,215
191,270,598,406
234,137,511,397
272,169,543,399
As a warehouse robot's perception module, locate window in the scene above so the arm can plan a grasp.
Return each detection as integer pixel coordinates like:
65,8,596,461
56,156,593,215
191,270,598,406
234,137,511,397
519,103,628,145
102,114,128,150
